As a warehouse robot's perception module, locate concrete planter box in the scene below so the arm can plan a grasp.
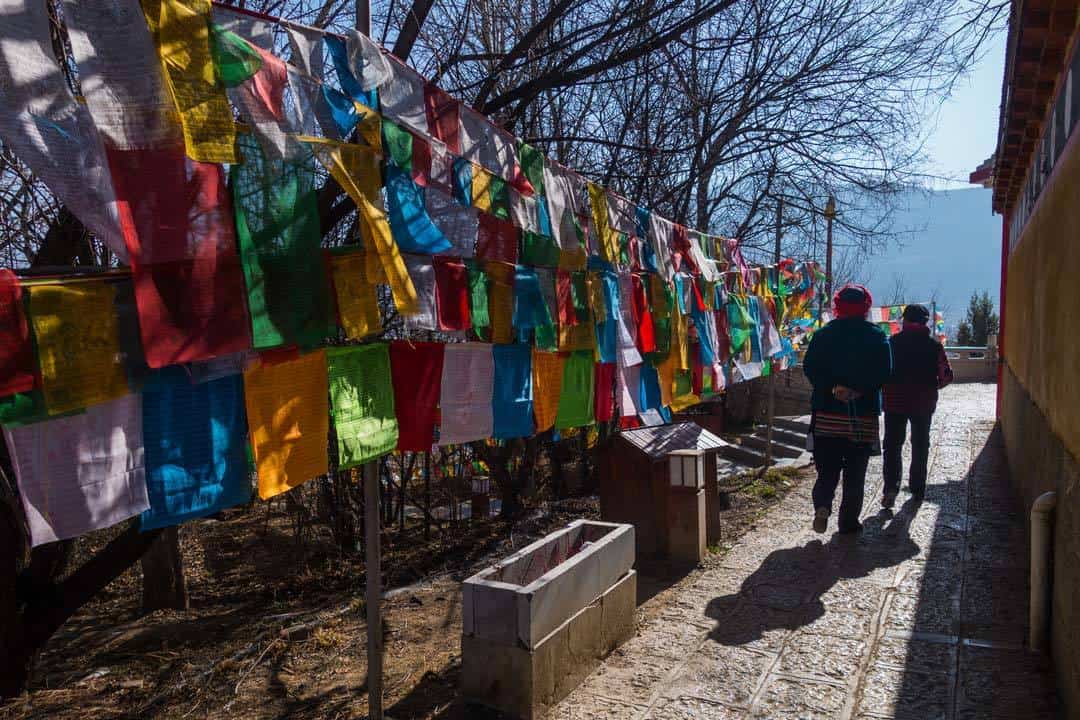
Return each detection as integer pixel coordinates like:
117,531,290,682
462,520,636,719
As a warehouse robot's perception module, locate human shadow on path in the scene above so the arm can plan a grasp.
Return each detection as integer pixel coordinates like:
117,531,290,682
705,499,923,647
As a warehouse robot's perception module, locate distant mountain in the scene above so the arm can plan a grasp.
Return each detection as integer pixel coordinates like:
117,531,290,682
864,187,1000,337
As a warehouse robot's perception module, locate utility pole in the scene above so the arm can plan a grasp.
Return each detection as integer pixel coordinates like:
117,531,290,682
824,195,836,301
765,197,782,469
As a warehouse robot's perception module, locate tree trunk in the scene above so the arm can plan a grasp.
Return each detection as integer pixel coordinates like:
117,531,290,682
140,526,188,613
0,521,164,698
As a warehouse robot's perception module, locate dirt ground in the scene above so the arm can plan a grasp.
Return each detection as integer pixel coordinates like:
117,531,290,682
1,466,809,720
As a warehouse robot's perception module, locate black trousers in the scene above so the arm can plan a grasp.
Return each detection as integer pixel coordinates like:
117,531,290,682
812,435,872,532
883,412,932,496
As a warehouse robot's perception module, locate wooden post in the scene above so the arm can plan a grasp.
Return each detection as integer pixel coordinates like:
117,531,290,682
765,198,782,468
364,460,383,719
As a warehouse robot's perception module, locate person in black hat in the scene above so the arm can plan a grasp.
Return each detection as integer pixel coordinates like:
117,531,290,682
881,304,953,508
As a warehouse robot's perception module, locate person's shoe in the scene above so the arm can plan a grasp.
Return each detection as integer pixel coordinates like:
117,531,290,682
911,490,925,504
882,492,897,510
813,508,829,534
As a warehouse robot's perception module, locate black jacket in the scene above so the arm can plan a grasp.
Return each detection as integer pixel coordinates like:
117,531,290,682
882,327,953,415
803,317,892,416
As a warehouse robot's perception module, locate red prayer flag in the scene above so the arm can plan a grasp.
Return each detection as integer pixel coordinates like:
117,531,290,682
555,270,578,327
594,362,616,422
423,83,461,154
411,133,432,187
109,145,251,368
433,256,470,331
477,213,520,264
390,341,445,451
631,273,656,354
0,270,35,397
671,224,699,275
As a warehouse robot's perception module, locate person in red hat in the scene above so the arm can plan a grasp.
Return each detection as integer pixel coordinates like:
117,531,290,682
803,285,892,534
880,303,953,508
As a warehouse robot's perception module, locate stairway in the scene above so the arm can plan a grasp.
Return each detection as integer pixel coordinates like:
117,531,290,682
717,415,812,470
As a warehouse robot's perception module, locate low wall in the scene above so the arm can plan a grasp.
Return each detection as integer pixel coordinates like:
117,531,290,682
1001,365,1080,713
946,347,998,383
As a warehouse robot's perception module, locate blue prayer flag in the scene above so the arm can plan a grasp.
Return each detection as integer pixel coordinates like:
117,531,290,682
385,165,453,254
492,344,534,439
140,368,251,531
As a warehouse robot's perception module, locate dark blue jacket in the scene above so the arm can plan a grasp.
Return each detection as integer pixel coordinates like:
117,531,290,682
803,317,892,416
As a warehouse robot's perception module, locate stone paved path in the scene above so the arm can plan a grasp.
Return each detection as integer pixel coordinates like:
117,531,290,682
552,384,1058,719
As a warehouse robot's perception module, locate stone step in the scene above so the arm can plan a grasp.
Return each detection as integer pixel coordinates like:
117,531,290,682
752,426,807,448
773,416,812,434
740,434,804,458
719,443,767,468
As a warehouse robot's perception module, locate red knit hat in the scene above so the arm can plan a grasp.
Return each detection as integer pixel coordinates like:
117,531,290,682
833,284,873,319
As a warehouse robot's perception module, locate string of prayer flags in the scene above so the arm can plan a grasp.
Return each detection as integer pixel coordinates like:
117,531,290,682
327,344,398,468
555,351,594,429
3,394,148,547
329,252,382,339
0,271,34,398
492,344,534,439
141,0,237,164
244,349,330,499
233,133,332,349
27,282,131,416
531,349,565,433
0,0,127,260
110,148,252,367
434,257,471,331
140,367,251,530
390,341,444,451
438,343,494,445
308,138,419,316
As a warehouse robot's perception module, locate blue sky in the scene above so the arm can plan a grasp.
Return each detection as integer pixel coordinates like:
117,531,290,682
922,31,1006,188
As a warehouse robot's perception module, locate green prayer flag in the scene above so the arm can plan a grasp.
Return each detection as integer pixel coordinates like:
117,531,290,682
466,260,490,339
382,119,413,170
0,391,46,426
570,271,589,322
209,24,263,88
328,344,398,469
233,133,332,350
555,351,594,429
521,232,560,267
489,175,510,220
674,369,692,397
518,143,545,196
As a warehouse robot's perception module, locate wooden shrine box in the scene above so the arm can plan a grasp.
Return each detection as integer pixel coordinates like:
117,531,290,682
596,423,728,564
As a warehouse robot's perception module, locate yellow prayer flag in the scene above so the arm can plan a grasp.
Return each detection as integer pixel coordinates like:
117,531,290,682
142,0,237,163
308,138,419,315
487,262,515,344
330,253,381,339
27,283,129,415
558,319,594,352
471,164,494,214
244,350,330,499
587,182,618,263
658,352,676,408
532,349,565,432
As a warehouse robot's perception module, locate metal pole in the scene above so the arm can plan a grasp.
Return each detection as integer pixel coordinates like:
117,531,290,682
364,460,383,720
357,0,379,710
765,198,782,469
